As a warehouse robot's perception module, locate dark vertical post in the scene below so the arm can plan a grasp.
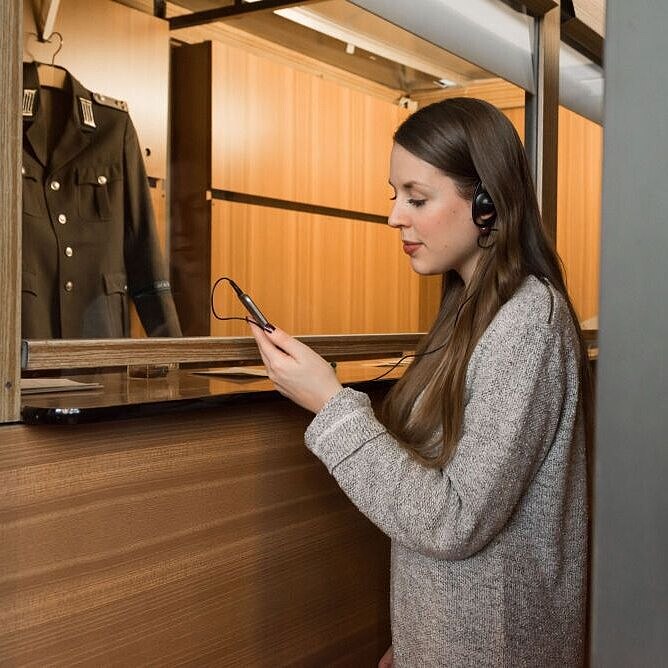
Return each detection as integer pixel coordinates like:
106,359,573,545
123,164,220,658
0,0,21,422
524,5,560,241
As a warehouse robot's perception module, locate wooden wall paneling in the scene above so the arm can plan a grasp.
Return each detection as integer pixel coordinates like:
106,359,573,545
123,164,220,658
210,200,422,336
417,275,444,332
556,106,603,322
0,0,22,423
571,0,606,37
502,106,526,143
413,79,525,111
174,39,416,336
0,395,391,664
22,0,169,178
209,40,404,217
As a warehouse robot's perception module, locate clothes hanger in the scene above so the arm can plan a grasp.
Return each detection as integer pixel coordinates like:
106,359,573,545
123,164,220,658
26,31,67,89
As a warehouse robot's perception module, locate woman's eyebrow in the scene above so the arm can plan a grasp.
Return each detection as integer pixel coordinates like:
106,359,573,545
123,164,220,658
388,179,428,189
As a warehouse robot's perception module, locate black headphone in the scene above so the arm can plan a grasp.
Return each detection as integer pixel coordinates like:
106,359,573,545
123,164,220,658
471,181,496,234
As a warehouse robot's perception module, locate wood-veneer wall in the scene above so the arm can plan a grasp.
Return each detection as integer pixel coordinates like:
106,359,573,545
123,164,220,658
210,202,422,336
171,39,443,337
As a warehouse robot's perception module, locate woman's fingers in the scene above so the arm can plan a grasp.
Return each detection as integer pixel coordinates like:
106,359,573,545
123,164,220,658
249,320,285,364
247,319,343,412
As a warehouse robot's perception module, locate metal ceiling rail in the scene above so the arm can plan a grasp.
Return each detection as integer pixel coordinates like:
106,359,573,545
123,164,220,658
169,0,320,31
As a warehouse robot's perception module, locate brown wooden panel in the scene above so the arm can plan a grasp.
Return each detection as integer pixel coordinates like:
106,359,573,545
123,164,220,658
22,0,168,179
557,106,602,322
0,392,391,664
22,333,422,370
414,79,525,111
0,0,22,423
503,106,526,143
170,41,213,336
572,0,606,37
210,200,422,336
209,40,406,217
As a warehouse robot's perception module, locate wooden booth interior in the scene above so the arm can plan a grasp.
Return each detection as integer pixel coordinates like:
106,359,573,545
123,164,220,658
0,0,603,664
20,0,601,342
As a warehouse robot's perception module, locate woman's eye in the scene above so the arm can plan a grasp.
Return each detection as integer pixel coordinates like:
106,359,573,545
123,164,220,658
408,198,426,208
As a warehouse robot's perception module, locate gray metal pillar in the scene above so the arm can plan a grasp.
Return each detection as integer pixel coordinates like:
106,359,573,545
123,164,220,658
592,0,668,664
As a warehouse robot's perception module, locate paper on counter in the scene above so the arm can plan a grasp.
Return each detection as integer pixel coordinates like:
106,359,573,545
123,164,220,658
193,367,269,378
21,378,103,394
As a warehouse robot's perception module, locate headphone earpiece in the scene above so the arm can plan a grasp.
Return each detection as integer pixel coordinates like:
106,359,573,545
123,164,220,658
472,181,496,233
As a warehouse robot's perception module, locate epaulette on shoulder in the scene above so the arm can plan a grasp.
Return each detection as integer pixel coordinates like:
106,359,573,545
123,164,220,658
92,92,129,112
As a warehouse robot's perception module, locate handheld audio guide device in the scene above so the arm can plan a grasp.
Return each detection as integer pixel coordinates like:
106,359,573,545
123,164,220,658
228,279,273,330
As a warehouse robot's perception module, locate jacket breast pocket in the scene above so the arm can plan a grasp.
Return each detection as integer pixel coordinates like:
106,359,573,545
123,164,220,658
22,168,47,217
76,164,121,222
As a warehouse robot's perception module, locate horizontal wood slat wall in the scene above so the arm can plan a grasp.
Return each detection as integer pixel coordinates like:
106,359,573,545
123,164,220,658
0,392,391,664
210,200,425,336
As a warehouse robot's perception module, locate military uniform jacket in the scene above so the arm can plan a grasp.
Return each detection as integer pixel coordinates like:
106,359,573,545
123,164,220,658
21,62,182,338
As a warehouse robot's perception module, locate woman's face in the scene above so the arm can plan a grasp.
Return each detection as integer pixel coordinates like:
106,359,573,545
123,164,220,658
388,142,483,285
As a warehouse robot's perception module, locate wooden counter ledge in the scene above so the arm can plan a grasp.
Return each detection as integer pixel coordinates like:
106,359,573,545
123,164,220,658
21,333,423,371
21,359,406,424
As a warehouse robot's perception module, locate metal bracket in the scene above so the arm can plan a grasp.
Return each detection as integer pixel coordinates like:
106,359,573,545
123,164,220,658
169,0,319,31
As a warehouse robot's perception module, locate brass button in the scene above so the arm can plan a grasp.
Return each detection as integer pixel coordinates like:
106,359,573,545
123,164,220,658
58,213,67,225
97,175,107,185
50,181,60,191
64,280,73,292
21,166,26,176
65,246,73,257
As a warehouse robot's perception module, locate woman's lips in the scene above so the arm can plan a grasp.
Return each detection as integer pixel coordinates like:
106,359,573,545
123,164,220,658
402,242,421,256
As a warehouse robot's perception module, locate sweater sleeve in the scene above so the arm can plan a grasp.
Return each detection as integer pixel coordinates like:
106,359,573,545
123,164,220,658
305,320,569,560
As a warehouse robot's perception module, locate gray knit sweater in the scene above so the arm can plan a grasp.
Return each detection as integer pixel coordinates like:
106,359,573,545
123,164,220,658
305,276,587,667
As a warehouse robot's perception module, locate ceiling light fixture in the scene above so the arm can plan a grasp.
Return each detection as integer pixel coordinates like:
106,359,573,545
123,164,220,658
274,6,467,84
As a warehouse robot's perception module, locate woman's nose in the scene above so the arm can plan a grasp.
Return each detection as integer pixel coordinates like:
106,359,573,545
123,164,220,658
388,202,405,228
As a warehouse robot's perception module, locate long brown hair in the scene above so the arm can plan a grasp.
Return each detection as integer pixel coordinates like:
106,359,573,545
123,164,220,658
382,97,592,467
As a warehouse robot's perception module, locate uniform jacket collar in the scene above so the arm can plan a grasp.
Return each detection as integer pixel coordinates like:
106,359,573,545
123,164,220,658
23,61,96,172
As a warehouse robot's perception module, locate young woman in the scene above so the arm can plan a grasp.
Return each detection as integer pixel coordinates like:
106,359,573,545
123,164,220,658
251,98,591,667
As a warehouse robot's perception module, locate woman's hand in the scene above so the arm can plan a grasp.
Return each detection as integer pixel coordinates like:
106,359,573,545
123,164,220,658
250,323,343,413
378,645,394,668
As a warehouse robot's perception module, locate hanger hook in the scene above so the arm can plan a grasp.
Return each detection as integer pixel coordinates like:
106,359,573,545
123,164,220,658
25,30,63,65
48,32,63,66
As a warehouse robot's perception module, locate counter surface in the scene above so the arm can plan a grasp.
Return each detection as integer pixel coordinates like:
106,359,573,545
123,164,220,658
21,359,405,424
